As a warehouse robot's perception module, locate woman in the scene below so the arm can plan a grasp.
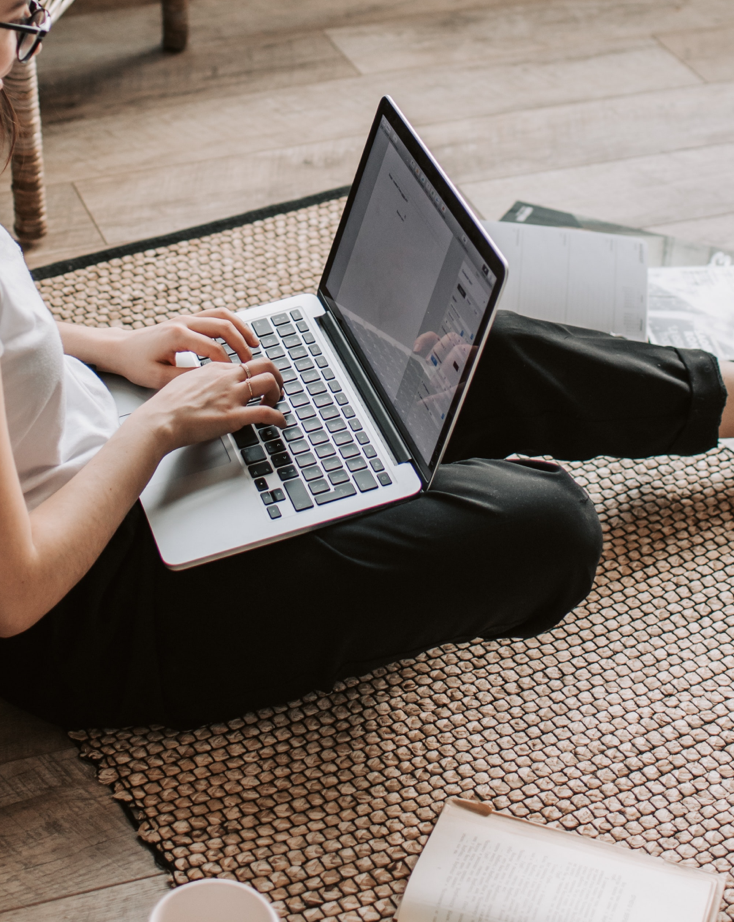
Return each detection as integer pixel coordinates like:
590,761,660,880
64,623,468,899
0,1,731,729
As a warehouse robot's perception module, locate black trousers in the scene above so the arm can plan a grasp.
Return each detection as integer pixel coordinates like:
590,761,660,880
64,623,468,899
0,312,725,729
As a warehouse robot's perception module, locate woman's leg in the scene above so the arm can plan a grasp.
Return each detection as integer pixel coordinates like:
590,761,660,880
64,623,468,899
445,310,727,463
0,456,601,729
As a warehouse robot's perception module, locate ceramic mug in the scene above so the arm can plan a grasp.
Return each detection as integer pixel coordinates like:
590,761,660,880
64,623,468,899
150,879,279,922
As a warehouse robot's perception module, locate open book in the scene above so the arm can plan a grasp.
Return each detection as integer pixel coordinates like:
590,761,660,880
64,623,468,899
397,799,724,922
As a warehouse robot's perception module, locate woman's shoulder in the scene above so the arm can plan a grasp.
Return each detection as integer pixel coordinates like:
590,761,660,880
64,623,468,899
0,224,23,260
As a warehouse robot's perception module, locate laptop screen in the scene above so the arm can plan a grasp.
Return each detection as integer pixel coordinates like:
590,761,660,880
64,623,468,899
321,101,504,478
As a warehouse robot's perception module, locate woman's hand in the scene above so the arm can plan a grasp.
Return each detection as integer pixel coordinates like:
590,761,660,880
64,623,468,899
131,358,287,454
57,309,261,390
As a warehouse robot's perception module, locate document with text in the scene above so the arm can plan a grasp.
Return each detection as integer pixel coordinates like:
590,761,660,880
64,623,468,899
397,799,724,922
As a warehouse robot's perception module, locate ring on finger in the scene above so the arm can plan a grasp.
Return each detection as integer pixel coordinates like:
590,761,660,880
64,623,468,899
246,378,254,400
243,362,252,379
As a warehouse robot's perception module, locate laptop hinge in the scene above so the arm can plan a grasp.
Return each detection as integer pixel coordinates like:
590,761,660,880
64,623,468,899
317,310,413,465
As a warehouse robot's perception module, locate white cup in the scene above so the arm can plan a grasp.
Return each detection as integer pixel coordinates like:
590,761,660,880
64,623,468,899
149,880,280,922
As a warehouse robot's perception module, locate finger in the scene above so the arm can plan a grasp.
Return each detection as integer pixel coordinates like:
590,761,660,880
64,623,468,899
174,328,231,363
241,357,284,391
239,404,287,430
414,331,439,357
192,308,260,349
243,371,282,408
184,317,253,363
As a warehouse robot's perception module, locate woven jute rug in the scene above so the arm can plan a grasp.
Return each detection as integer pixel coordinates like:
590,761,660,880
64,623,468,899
35,194,734,922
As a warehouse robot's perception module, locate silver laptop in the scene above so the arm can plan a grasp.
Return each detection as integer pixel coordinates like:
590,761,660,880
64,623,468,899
104,97,508,569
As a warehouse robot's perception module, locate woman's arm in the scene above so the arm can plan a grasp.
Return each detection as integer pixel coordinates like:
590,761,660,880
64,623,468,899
0,357,285,638
57,308,260,389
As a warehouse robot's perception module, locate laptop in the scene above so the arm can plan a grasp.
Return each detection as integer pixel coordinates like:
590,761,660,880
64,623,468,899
103,97,508,569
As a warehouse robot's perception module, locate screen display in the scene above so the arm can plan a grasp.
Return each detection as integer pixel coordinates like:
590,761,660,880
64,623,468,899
324,115,497,468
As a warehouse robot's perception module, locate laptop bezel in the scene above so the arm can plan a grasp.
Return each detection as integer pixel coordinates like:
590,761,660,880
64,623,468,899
318,96,508,487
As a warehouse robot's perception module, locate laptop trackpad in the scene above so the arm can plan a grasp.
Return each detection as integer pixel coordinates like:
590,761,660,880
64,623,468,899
170,437,231,479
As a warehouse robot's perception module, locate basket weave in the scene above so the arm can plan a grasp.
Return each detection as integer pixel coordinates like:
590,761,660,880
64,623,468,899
36,197,734,922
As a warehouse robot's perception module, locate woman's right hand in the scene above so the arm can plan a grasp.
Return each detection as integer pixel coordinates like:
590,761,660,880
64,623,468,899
130,357,287,455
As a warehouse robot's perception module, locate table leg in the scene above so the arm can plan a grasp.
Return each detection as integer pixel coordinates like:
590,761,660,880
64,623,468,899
162,0,188,53
5,57,47,243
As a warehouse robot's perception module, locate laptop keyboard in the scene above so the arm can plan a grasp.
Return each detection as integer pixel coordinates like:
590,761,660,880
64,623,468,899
200,308,392,517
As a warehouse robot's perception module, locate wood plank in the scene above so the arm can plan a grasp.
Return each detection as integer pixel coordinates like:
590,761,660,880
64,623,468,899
656,24,734,83
646,212,734,252
0,749,162,912
325,0,734,75
38,8,358,125
0,699,73,767
0,877,170,922
461,142,734,230
0,183,107,270
34,43,701,186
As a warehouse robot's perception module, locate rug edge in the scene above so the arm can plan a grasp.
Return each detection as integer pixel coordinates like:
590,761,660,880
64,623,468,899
30,185,352,281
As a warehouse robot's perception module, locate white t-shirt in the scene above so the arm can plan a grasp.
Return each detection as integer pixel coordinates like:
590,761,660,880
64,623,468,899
0,227,119,510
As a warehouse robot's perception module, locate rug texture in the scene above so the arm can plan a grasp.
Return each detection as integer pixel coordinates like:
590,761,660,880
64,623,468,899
37,195,734,922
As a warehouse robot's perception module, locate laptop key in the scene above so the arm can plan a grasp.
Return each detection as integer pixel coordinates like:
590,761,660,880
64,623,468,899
261,491,274,505
340,443,360,459
378,472,393,487
301,369,320,384
356,431,370,444
322,456,342,471
370,458,385,472
326,418,347,433
241,445,266,465
271,452,292,468
283,413,297,428
290,309,303,321
321,367,335,381
251,319,273,337
309,345,322,356
277,323,296,337
259,333,279,348
333,431,353,446
290,392,310,408
296,405,316,421
308,477,330,495
349,419,363,431
329,381,342,393
283,334,301,349
313,393,333,408
249,461,273,477
264,438,286,454
268,505,282,520
314,482,357,505
271,312,289,325
329,469,350,485
294,357,314,372
347,456,367,472
296,320,309,333
335,392,349,406
320,406,340,421
284,477,314,511
283,380,304,396
354,470,378,492
266,346,285,360
232,425,258,449
302,465,324,483
303,332,316,345
272,488,285,502
302,418,323,433
309,430,329,446
278,465,299,481
307,381,327,396
254,477,269,491
290,345,309,360
315,355,329,368
296,452,317,469
315,443,336,459
283,426,304,442
363,445,377,458
289,439,310,454
342,405,356,419
273,356,291,370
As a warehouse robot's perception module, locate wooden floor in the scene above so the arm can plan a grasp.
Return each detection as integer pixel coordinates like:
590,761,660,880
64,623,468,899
2,0,734,918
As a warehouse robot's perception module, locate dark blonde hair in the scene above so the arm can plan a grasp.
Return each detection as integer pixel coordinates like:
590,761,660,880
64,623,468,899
0,89,16,167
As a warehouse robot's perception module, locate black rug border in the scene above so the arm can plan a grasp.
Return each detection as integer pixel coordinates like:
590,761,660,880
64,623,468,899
31,185,352,281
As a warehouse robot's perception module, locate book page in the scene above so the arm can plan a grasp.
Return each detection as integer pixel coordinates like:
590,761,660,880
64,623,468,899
482,221,648,341
398,800,721,922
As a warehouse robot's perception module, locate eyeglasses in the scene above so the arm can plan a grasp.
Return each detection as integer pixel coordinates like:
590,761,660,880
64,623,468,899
0,1,52,64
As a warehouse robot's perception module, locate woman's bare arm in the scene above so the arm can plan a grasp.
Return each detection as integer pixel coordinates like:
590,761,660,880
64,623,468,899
0,357,285,638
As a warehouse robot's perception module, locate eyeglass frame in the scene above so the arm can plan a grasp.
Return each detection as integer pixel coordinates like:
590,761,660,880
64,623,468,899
0,1,52,64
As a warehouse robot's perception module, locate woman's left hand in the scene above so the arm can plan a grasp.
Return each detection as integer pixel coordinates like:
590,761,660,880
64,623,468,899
108,308,261,389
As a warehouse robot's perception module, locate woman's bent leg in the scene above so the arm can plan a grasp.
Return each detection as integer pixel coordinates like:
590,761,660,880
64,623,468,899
0,459,601,729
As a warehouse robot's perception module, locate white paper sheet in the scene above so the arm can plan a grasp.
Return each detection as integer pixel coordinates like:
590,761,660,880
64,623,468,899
482,221,648,341
397,800,722,922
647,265,734,360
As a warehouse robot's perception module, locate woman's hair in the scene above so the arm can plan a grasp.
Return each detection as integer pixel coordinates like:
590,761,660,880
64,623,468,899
0,89,17,168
